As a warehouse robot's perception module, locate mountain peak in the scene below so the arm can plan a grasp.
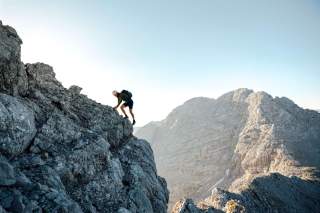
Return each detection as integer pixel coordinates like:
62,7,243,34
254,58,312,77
218,88,253,103
136,88,320,211
184,97,215,104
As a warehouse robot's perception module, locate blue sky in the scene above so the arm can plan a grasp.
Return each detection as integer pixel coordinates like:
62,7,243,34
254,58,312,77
1,0,320,125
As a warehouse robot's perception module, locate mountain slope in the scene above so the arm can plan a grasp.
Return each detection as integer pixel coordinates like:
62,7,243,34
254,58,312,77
173,172,320,213
136,89,254,204
0,21,169,213
136,89,320,211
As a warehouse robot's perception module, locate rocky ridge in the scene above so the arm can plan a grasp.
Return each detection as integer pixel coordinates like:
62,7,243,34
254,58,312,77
137,89,320,212
0,21,169,213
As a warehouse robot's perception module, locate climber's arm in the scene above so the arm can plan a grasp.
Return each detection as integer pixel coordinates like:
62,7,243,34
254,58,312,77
113,97,122,109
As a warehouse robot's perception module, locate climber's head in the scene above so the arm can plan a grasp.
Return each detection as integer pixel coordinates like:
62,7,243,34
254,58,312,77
112,90,119,97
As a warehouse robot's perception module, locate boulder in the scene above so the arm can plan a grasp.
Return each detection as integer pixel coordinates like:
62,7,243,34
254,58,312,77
0,94,36,156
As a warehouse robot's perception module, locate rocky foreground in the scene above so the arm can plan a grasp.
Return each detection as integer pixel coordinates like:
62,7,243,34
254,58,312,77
0,21,169,212
137,89,320,212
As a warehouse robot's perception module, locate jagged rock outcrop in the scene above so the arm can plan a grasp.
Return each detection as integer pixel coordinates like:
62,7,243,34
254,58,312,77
0,21,169,213
172,172,320,213
0,20,27,96
136,89,320,212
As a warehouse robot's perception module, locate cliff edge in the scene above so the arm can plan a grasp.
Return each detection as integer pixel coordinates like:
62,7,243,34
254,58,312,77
0,21,169,213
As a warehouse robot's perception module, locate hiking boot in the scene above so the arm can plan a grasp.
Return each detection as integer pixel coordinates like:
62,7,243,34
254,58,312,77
132,120,136,125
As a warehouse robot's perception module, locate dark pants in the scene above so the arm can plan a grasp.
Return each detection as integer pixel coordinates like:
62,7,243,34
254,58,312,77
123,99,134,109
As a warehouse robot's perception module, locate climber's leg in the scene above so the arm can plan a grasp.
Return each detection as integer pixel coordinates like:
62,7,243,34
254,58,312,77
120,104,128,118
129,108,136,125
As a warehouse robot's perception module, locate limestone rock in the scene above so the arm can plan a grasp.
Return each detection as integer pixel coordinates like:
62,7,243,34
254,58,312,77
0,21,168,213
137,89,320,212
69,85,83,95
0,94,36,156
0,22,27,96
174,173,320,213
0,160,16,186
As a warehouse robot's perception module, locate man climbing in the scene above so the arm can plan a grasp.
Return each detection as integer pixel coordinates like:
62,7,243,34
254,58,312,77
112,90,136,125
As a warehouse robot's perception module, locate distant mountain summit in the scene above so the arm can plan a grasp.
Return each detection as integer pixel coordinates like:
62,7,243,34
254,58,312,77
136,88,320,212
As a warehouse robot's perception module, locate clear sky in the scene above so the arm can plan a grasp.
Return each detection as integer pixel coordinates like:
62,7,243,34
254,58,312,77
1,0,320,125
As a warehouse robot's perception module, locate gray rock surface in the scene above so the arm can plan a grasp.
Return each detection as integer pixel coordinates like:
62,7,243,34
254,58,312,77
0,21,168,213
172,173,320,213
136,91,252,206
0,159,16,186
0,20,27,96
136,89,320,212
0,94,36,156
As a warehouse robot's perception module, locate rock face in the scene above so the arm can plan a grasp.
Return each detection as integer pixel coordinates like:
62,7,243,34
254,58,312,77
136,89,320,212
136,92,252,206
0,21,169,213
172,172,320,213
0,21,27,96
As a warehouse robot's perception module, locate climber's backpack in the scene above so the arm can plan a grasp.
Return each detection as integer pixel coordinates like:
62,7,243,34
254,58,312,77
121,90,132,100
